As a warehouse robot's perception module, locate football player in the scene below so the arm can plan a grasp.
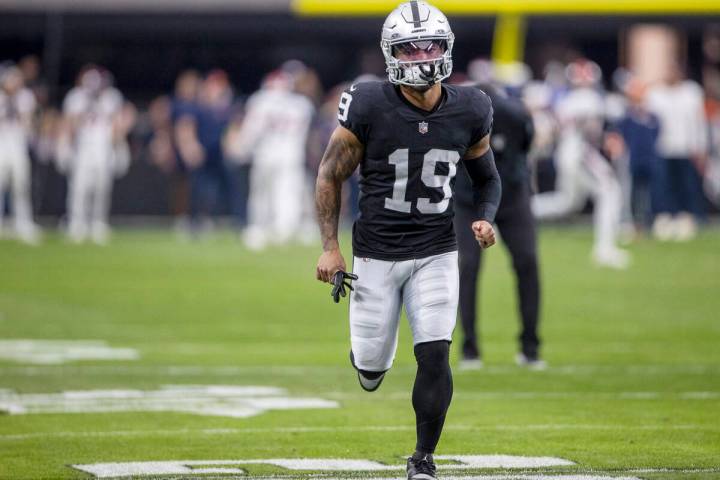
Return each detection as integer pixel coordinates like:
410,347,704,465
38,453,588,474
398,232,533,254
0,63,40,244
314,2,501,479
531,60,629,268
58,66,129,244
454,81,544,371
230,69,315,250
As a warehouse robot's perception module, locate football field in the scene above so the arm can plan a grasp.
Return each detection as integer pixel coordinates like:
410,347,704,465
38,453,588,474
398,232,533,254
1,226,719,480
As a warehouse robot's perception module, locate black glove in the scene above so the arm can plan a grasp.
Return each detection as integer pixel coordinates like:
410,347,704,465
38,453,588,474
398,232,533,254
331,270,358,303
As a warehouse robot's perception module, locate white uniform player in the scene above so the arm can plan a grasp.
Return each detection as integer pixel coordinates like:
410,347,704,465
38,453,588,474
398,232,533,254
59,69,128,244
231,72,315,250
532,81,629,269
0,65,40,244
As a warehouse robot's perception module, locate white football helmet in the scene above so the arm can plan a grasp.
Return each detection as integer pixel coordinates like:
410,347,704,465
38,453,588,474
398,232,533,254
381,1,454,88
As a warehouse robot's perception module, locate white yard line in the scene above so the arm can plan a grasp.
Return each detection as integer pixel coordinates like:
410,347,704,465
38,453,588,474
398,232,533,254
247,473,716,479
1,423,716,441
1,364,718,376
64,458,720,480
0,386,339,418
71,456,576,477
323,392,720,400
1,388,718,402
627,468,720,473
256,469,720,479
0,340,139,364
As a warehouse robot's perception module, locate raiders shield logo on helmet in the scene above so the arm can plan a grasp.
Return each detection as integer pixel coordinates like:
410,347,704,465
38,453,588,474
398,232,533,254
419,121,429,134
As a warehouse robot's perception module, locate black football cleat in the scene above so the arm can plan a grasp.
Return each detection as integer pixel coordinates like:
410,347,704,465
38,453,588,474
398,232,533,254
357,370,385,392
407,453,437,480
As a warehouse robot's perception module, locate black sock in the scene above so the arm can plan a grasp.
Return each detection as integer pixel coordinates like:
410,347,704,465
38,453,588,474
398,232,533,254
412,450,433,461
412,340,453,454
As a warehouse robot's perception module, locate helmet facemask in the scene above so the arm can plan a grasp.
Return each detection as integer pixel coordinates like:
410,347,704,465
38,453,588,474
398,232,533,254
382,36,454,89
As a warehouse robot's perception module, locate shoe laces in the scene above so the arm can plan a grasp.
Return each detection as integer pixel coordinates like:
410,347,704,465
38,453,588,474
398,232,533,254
411,455,436,475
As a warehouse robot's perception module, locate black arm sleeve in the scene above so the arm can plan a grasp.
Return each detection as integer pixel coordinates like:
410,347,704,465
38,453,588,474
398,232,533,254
462,148,502,223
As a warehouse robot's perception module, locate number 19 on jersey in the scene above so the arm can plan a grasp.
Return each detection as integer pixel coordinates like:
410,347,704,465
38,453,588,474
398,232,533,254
385,149,459,215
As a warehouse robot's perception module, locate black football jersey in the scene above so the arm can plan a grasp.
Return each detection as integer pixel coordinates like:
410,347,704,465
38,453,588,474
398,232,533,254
338,80,493,261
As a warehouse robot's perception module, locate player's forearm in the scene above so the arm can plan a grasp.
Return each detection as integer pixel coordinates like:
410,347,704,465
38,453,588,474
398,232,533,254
314,127,363,252
464,148,502,222
315,171,342,252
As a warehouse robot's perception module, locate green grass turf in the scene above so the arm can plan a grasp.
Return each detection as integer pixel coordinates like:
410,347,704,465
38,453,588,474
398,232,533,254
0,226,718,479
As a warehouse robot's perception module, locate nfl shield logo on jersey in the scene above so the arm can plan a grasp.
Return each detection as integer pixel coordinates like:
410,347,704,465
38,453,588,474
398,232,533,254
418,121,429,134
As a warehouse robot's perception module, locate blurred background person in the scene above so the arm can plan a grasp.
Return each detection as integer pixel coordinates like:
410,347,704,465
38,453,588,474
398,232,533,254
523,81,559,194
613,75,661,234
704,27,720,208
454,76,544,370
144,96,176,211
603,70,636,242
17,55,48,111
223,111,252,233
532,59,629,269
57,65,132,244
16,55,60,217
647,64,710,241
175,69,236,237
169,70,201,233
0,62,41,244
144,70,201,236
279,60,324,243
228,67,314,251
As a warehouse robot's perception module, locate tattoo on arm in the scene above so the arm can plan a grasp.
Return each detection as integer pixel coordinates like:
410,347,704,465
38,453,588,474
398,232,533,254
315,128,363,251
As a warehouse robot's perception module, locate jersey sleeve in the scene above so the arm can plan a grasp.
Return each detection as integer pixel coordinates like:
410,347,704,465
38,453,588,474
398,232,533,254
469,88,494,146
337,83,372,144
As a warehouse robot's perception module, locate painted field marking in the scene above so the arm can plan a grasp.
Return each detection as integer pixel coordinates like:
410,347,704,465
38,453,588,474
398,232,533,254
71,456,575,478
0,385,337,418
1,364,718,376
2,423,717,441
0,340,139,364
302,477,640,480
324,391,720,401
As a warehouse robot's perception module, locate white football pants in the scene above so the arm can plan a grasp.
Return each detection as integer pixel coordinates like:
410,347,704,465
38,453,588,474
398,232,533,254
245,159,305,247
67,156,114,243
0,132,35,238
349,251,459,372
532,132,623,254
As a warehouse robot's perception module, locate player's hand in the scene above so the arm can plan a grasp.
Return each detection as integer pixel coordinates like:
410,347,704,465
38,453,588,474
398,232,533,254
471,220,496,249
331,270,359,303
316,248,346,283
